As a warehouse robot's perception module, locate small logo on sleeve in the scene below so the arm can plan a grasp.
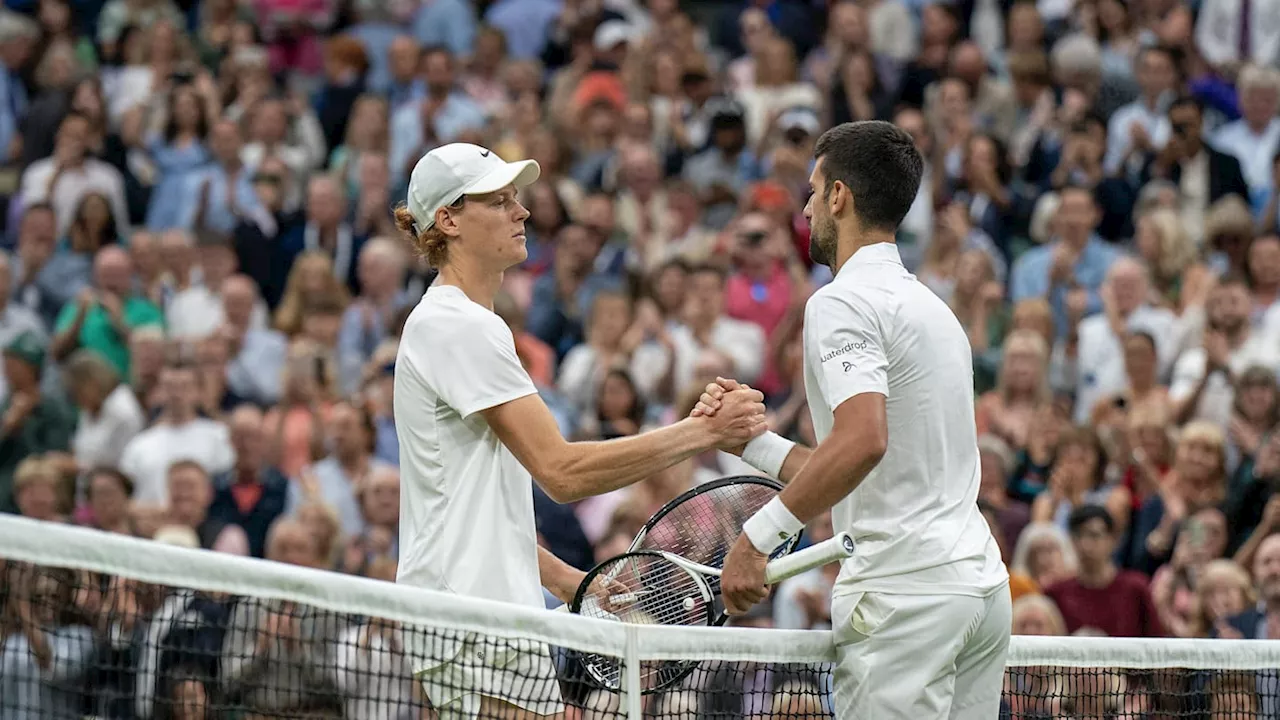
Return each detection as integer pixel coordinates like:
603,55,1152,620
820,339,868,363
842,361,854,373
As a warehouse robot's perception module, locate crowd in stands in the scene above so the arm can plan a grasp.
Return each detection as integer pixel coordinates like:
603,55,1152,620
0,0,1278,716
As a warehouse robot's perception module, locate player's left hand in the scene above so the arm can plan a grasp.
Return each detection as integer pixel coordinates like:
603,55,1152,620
720,534,769,615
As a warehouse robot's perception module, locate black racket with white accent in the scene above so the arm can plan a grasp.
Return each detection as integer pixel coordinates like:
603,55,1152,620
629,476,802,616
569,532,856,693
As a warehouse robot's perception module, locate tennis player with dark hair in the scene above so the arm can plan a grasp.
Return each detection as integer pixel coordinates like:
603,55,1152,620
696,121,1012,719
391,143,768,720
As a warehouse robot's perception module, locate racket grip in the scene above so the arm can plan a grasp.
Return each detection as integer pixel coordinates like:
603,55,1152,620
763,532,855,584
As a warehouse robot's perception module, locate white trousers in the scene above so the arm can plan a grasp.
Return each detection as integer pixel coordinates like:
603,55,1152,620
830,583,1012,720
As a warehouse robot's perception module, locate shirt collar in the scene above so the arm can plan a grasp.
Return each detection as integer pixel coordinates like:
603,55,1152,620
835,242,903,278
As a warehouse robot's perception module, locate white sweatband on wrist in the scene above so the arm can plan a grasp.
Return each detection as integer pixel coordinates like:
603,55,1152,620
743,496,804,555
741,431,796,479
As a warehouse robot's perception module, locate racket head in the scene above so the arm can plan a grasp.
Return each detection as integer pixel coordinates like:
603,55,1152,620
630,476,803,621
569,550,716,693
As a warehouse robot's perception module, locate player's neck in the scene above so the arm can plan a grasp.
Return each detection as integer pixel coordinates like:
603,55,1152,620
831,229,897,275
435,259,505,311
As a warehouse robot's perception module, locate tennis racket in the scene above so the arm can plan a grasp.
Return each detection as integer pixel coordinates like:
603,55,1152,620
569,532,855,692
629,476,802,612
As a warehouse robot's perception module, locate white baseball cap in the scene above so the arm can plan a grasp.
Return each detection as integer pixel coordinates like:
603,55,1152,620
406,143,541,231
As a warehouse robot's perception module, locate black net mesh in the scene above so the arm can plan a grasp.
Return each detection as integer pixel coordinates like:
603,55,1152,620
1,556,1278,720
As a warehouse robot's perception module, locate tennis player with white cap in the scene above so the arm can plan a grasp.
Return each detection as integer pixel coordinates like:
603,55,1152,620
391,143,768,719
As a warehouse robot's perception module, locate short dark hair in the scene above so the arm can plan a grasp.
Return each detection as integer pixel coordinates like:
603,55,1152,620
1169,94,1204,117
1138,44,1180,68
1067,504,1114,536
814,121,923,232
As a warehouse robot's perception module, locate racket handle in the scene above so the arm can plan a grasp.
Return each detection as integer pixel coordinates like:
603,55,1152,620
763,532,855,585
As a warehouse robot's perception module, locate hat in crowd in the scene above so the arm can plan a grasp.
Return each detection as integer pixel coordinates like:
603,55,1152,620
707,98,746,126
778,107,821,137
573,70,628,111
406,143,541,232
4,331,45,370
593,20,635,52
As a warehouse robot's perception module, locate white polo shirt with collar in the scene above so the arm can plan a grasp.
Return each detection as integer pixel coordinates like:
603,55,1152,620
802,242,1007,597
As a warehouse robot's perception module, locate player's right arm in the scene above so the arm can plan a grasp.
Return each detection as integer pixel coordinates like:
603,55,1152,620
424,307,767,504
482,391,766,503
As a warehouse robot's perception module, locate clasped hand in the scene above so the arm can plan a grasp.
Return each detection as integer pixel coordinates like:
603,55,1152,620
694,378,767,449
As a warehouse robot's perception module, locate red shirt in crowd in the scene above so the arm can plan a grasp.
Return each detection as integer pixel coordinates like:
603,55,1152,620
1045,570,1166,637
724,263,792,396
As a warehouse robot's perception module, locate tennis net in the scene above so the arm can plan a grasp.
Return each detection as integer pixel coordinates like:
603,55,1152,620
1,515,1279,719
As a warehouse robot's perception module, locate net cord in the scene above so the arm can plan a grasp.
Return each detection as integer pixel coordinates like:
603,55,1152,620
4,515,1280,671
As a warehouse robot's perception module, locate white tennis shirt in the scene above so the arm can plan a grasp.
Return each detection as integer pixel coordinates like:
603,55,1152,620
803,243,1007,597
393,284,546,608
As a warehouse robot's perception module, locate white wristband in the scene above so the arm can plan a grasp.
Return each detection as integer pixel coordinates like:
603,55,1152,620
743,496,804,555
741,431,796,479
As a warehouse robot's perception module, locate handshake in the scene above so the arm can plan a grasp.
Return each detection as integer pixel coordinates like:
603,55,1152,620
685,376,767,451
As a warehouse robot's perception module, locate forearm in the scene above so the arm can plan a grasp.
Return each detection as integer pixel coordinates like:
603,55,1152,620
1233,520,1274,569
538,547,583,603
544,419,711,502
775,437,883,525
774,444,812,484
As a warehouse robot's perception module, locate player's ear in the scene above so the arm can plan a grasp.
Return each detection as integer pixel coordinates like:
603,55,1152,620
435,205,463,238
828,180,851,218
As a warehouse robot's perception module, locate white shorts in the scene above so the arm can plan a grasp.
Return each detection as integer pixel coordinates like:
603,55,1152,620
830,583,1011,720
415,634,565,720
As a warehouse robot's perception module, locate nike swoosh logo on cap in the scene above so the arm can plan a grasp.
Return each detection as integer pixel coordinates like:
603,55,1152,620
481,150,491,157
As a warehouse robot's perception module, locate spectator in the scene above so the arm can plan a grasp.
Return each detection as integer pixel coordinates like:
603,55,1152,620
1219,532,1280,640
12,454,69,521
19,110,130,238
1103,45,1176,179
118,362,235,505
1046,504,1165,637
1171,275,1277,428
179,118,265,236
0,563,96,718
165,459,250,553
63,347,144,471
1141,96,1249,247
338,237,411,395
0,331,73,513
219,517,348,715
1012,521,1078,589
208,404,289,558
1010,184,1120,340
976,329,1052,451
287,398,388,538
50,246,163,378
80,465,135,534
387,45,485,188
1075,258,1177,424
667,263,765,394
1131,421,1230,573
221,273,288,406
262,341,333,479
1213,64,1280,210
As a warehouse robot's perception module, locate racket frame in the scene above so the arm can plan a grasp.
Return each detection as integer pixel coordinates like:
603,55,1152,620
567,533,857,694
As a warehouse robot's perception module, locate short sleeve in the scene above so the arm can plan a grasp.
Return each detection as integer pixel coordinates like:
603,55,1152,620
805,290,889,409
427,312,538,419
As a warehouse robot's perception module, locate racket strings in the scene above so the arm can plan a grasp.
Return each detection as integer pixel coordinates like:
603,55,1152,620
635,483,780,584
577,554,713,689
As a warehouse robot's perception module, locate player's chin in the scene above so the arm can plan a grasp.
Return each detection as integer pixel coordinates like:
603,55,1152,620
507,236,529,264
